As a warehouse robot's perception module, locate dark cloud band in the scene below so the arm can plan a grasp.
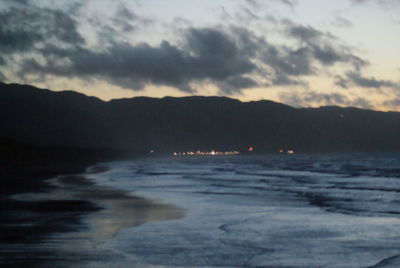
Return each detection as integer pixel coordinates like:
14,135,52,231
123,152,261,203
0,0,398,99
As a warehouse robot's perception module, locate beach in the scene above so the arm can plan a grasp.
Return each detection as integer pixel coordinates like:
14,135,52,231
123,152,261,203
3,153,400,267
65,154,400,268
0,152,183,268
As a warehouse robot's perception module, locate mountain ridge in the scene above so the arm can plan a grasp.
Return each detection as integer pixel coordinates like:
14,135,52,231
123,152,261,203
2,82,400,153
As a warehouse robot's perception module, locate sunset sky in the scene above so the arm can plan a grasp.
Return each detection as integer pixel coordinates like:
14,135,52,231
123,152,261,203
1,0,399,111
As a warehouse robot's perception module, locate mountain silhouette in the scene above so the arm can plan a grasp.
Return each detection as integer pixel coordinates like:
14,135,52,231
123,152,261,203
2,82,400,154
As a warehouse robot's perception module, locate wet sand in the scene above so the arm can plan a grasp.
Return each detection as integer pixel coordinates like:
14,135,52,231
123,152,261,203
55,173,184,240
1,166,184,267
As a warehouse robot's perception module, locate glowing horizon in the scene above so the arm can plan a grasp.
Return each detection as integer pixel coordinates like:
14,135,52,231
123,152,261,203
1,0,399,111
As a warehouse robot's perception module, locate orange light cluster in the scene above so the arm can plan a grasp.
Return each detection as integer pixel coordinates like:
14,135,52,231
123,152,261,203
278,149,295,154
173,150,240,156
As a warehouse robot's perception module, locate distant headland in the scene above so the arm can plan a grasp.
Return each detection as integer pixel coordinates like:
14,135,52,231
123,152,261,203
2,82,400,155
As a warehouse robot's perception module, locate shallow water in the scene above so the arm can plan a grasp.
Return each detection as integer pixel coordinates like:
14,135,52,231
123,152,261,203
77,153,400,268
7,153,400,268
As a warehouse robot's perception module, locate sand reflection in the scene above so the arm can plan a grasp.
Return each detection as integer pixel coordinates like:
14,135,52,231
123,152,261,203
56,174,184,240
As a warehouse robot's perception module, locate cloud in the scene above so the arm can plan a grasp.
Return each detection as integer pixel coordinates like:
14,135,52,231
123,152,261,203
0,0,396,99
335,72,400,91
249,21,369,87
304,92,349,105
1,0,29,6
0,70,5,81
261,46,313,77
218,76,259,94
281,91,347,107
346,72,398,88
350,0,400,6
0,6,83,54
351,97,374,109
113,5,136,32
272,72,306,86
243,0,260,9
350,0,368,4
383,98,400,108
3,6,373,94
17,26,260,93
286,24,324,43
280,91,374,109
284,22,367,70
111,4,152,33
334,75,349,89
331,16,353,28
87,3,152,45
280,0,299,7
243,0,298,8
311,45,347,66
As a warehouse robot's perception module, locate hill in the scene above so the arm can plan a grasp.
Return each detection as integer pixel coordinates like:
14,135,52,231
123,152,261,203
2,82,400,154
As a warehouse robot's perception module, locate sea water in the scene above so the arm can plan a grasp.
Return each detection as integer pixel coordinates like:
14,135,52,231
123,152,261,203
83,153,400,268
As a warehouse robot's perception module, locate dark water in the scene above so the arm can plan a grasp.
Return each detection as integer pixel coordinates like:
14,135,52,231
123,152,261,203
81,153,400,268
9,153,400,267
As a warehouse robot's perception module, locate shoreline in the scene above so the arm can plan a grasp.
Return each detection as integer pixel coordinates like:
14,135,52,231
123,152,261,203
0,159,101,267
1,157,184,267
52,169,185,240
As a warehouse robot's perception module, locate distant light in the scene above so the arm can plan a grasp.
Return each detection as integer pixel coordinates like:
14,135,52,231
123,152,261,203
173,149,240,156
150,150,154,153
278,149,284,153
287,150,295,154
248,147,254,152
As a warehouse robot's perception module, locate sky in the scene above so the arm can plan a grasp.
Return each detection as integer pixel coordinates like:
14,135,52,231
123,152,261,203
0,0,399,111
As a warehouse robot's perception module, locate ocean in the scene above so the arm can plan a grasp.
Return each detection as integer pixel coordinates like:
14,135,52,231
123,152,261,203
12,153,400,267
